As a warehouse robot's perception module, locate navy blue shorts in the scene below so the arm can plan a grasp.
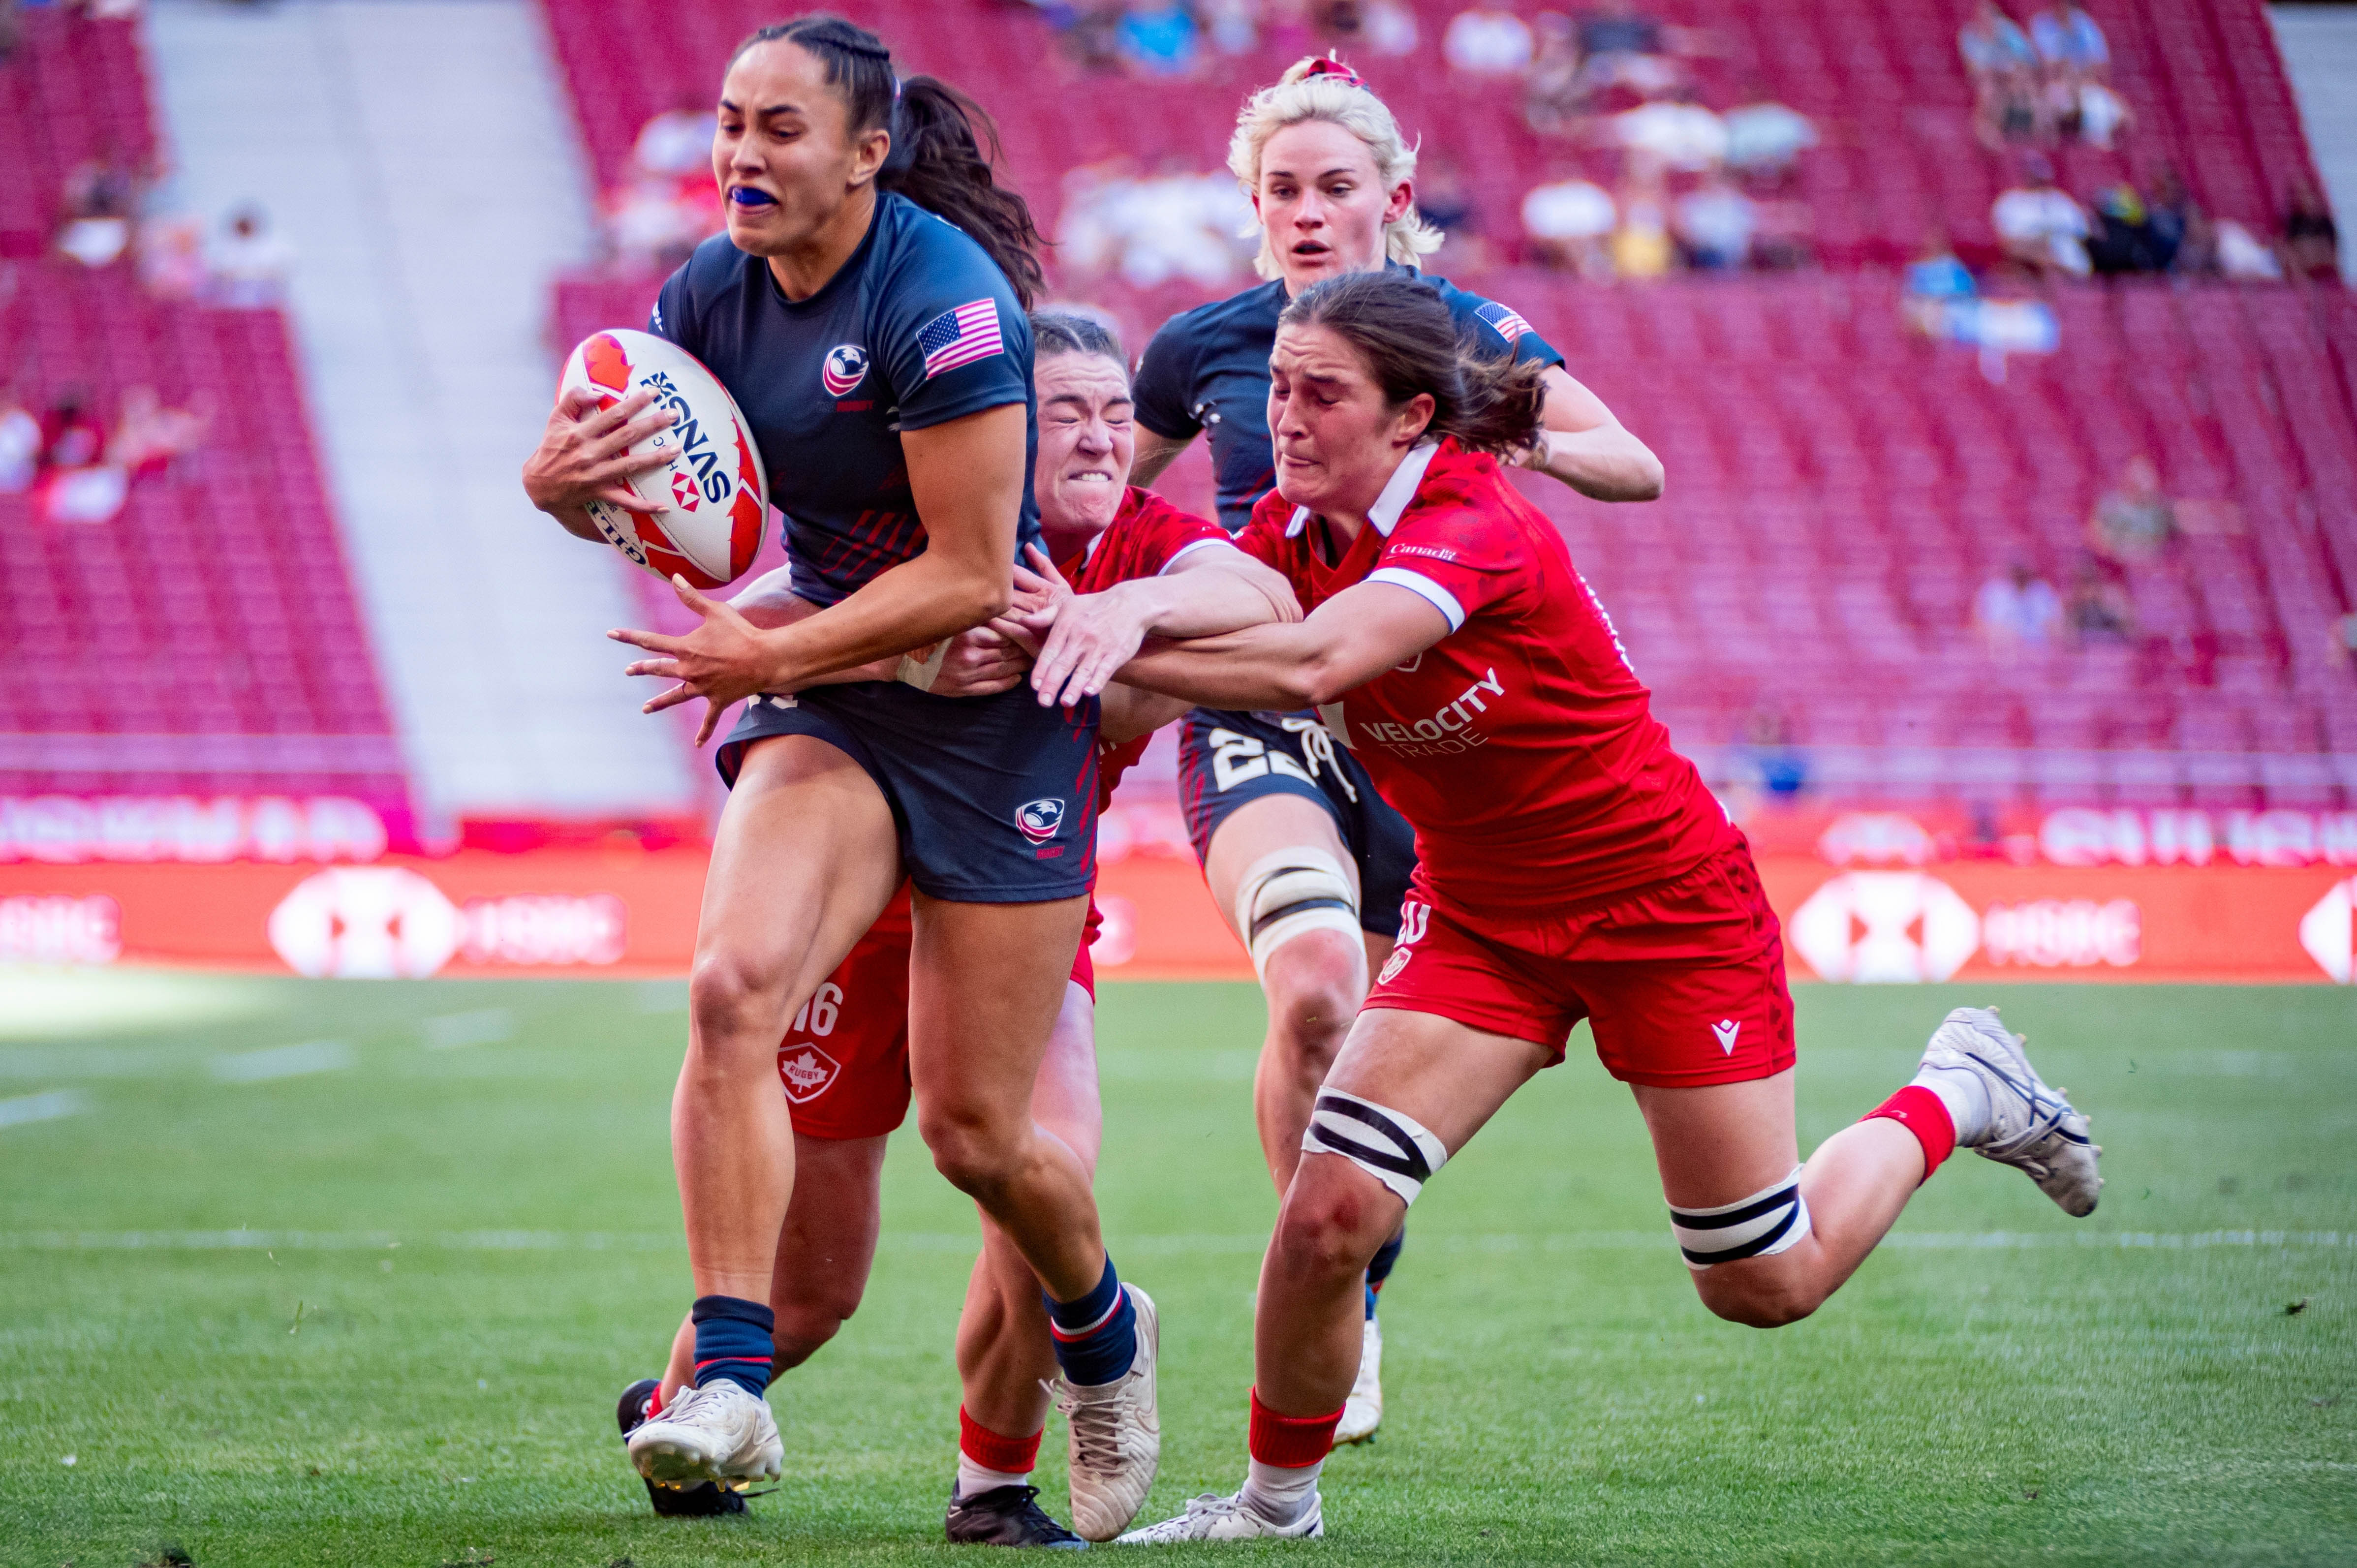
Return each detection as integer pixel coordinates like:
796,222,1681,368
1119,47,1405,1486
1177,707,1417,940
718,682,1100,904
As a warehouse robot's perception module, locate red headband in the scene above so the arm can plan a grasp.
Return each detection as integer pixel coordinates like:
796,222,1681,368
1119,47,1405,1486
1302,56,1365,89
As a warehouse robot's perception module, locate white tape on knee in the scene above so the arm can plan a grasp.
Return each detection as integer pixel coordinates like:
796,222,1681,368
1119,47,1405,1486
1301,1089,1448,1206
1233,846,1360,982
1669,1165,1810,1271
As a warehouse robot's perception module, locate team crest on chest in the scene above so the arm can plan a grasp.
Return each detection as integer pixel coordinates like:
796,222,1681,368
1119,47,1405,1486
822,343,870,397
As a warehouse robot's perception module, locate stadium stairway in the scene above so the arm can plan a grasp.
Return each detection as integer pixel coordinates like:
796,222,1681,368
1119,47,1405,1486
144,0,698,829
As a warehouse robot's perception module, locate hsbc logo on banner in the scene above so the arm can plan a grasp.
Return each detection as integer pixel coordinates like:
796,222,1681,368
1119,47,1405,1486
2300,878,2357,983
267,870,629,978
1788,872,1981,983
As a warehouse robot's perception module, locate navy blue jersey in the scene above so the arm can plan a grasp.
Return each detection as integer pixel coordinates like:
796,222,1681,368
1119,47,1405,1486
651,192,1039,607
1132,264,1564,533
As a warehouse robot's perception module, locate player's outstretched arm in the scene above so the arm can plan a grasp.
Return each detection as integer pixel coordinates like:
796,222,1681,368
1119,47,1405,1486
1519,366,1664,503
727,568,900,686
1028,545,1303,708
1128,427,1196,489
1118,581,1450,712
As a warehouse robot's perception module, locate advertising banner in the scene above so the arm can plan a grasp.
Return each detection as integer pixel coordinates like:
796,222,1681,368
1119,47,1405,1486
0,846,2350,985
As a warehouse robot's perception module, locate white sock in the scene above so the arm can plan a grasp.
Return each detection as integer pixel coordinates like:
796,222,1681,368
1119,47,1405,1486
1912,1064,1992,1143
1241,1457,1322,1524
956,1455,1032,1499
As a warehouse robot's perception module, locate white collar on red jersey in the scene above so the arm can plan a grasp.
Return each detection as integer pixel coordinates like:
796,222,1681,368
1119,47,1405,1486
1286,439,1441,540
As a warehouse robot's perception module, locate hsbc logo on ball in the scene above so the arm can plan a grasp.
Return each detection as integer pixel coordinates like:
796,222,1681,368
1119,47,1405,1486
267,869,628,978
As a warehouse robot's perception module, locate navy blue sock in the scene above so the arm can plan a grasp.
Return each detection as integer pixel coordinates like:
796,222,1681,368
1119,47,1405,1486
1365,1229,1405,1320
689,1294,775,1397
1044,1256,1137,1387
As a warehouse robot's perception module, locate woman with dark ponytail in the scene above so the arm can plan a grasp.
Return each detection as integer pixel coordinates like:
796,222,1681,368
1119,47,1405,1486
521,13,1161,1545
1107,267,2102,1542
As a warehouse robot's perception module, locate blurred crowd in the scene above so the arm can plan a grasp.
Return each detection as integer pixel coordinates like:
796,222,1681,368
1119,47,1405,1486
0,381,210,525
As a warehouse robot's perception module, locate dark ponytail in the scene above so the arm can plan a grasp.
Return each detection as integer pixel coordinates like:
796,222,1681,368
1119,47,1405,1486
730,14,1045,307
1279,271,1546,456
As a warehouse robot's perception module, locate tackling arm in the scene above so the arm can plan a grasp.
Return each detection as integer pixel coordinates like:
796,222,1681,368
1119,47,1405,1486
1027,543,1303,707
1520,366,1665,502
1117,581,1451,712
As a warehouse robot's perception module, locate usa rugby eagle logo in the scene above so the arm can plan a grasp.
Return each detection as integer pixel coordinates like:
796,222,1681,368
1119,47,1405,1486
822,343,870,397
1015,798,1065,845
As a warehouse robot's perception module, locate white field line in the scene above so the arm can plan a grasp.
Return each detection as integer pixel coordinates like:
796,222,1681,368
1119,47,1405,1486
0,1228,2344,1254
423,1009,515,1050
210,1041,354,1083
0,1089,86,1130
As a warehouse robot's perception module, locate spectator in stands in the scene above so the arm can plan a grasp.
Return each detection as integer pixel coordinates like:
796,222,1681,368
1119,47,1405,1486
2328,610,2357,668
2086,184,2172,275
38,390,105,475
2046,63,2131,151
209,206,292,307
1737,707,1809,799
1974,561,2062,655
2087,455,2177,564
1521,170,1616,276
1722,82,1817,187
2282,180,2340,280
2146,165,2199,272
1058,4,1129,73
1416,149,1492,270
1610,90,1726,173
1522,12,1586,137
1905,226,1977,302
2065,556,2135,642
1574,0,1698,107
1316,0,1418,55
1117,0,1202,74
106,385,211,480
1444,3,1534,75
1959,0,2037,150
0,389,38,495
1674,171,1755,271
1202,0,1261,55
56,148,141,269
632,93,716,181
1991,155,2090,277
137,215,208,299
1058,159,1256,287
1611,165,1676,279
2028,3,2107,83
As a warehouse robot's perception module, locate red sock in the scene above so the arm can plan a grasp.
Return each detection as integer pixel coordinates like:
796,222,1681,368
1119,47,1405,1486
1247,1388,1343,1468
959,1407,1042,1474
1863,1084,1956,1183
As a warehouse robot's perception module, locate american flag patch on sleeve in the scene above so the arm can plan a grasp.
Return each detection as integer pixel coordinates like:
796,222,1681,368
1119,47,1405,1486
1475,300,1532,345
918,299,1005,378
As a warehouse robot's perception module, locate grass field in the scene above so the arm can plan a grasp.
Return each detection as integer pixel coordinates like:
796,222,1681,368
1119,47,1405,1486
0,972,2351,1567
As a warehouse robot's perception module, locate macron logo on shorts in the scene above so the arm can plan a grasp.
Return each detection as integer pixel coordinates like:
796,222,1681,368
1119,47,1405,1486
1016,797,1066,845
1712,1019,1741,1055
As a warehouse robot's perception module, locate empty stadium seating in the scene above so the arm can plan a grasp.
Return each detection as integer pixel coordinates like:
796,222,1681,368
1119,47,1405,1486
0,269,406,806
0,8,155,259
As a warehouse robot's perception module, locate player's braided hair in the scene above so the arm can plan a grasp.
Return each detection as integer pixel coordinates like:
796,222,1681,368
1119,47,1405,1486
730,15,1045,307
1280,271,1546,457
1028,310,1125,368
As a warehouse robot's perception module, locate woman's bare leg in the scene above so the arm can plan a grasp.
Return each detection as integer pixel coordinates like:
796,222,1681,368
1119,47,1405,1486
657,1132,891,1408
956,980,1104,1445
675,737,900,1304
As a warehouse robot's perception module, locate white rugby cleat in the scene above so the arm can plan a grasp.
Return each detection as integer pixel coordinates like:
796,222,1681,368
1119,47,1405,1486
1333,1314,1383,1445
1923,1007,2103,1217
1116,1489,1323,1543
624,1379,782,1492
1050,1284,1161,1541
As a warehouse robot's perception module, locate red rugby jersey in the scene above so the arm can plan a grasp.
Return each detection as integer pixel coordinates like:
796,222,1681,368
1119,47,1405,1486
1053,485,1229,807
1235,440,1734,915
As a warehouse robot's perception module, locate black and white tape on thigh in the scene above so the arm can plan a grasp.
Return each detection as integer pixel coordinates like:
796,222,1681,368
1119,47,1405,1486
1302,1089,1448,1205
1669,1165,1810,1271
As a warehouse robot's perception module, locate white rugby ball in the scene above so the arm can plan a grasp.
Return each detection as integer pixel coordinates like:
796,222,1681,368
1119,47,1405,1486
557,327,768,589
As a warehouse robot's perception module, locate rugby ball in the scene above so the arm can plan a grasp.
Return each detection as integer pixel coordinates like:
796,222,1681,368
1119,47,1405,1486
557,328,768,589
